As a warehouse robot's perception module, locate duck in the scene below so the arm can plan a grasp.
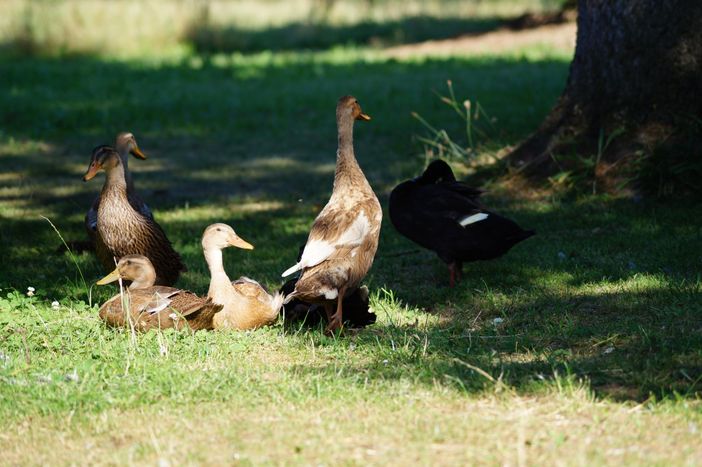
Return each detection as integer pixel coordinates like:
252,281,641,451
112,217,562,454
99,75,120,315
96,255,221,331
281,95,382,333
280,279,376,328
83,145,186,286
389,159,535,287
202,223,283,330
85,132,152,240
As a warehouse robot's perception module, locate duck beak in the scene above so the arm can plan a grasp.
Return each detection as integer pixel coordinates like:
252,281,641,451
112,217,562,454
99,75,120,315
130,146,147,160
97,267,121,285
356,113,371,121
83,163,100,181
228,234,254,250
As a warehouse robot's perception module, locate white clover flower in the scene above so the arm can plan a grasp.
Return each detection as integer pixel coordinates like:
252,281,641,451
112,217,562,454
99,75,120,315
51,301,60,310
26,286,35,297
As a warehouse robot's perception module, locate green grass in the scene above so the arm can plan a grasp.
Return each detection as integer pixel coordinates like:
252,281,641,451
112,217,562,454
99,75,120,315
1,9,701,465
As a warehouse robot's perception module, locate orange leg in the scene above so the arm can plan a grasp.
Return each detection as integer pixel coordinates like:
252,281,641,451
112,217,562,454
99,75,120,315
325,287,346,334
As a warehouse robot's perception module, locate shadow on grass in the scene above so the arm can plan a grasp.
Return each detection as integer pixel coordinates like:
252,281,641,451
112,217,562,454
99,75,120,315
3,52,700,402
284,279,701,401
186,16,502,54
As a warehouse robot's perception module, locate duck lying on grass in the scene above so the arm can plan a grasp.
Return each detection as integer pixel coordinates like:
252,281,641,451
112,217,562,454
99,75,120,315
202,223,283,330
389,159,535,287
96,255,221,331
83,145,186,286
281,95,382,333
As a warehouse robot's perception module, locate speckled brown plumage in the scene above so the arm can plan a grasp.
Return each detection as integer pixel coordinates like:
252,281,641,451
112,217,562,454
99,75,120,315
85,133,152,243
96,255,220,332
99,286,222,331
84,146,186,286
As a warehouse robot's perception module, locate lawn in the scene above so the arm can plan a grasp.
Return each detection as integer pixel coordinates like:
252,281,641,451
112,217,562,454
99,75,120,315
1,2,701,465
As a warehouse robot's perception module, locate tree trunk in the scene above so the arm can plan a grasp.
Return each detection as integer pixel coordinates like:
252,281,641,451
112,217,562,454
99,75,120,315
508,0,702,193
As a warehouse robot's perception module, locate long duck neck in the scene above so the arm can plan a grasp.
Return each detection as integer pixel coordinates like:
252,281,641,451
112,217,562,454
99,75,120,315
205,247,232,294
102,164,129,201
117,150,136,195
333,115,363,190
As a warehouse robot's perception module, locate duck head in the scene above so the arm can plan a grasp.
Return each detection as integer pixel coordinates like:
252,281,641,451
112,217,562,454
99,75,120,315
96,254,156,289
201,223,254,252
336,95,371,123
115,132,147,160
83,145,122,181
420,159,456,184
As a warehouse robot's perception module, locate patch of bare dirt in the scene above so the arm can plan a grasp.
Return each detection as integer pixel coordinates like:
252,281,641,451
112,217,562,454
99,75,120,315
384,22,576,59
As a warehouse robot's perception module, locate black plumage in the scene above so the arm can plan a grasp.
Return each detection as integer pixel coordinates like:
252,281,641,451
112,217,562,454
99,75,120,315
389,159,535,286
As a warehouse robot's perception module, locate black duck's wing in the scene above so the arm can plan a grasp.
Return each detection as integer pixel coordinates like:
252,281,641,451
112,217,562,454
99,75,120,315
411,184,487,226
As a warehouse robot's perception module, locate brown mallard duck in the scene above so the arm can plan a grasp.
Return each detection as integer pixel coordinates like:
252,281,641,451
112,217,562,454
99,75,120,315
202,223,283,330
85,132,152,240
96,255,221,331
281,95,382,333
83,145,186,286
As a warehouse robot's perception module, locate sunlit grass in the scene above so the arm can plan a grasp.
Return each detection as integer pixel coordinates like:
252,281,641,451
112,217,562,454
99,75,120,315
1,5,701,463
0,0,567,56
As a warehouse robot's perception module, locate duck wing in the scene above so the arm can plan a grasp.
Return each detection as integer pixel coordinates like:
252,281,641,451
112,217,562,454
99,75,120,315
282,205,373,277
98,287,220,331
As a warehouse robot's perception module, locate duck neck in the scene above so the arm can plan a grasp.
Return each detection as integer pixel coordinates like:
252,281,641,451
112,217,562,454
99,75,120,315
102,164,129,200
118,151,136,195
204,247,231,293
334,116,361,189
128,269,156,290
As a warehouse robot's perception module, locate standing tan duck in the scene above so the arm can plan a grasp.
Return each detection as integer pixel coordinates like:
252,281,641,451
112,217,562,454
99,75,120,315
281,95,382,333
85,132,152,239
83,145,186,286
96,255,221,331
202,223,283,330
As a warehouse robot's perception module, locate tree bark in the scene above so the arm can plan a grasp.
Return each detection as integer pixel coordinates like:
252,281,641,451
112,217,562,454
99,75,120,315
508,0,702,191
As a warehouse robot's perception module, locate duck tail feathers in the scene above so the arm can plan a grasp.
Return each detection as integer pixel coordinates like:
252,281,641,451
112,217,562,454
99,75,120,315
269,291,285,319
281,263,301,278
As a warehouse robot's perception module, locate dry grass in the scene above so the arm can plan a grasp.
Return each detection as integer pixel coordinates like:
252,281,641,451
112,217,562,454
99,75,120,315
4,393,701,465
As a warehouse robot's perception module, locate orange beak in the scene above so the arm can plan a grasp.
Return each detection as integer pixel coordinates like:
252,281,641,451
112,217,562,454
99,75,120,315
83,162,100,181
356,113,371,121
130,146,147,160
228,234,254,250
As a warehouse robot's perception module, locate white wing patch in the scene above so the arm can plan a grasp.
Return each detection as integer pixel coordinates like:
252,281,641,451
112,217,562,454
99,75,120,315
281,212,370,277
323,288,338,300
143,291,178,314
459,212,489,227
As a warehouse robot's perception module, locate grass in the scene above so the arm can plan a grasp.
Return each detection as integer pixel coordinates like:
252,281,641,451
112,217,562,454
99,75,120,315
0,0,567,56
1,3,701,465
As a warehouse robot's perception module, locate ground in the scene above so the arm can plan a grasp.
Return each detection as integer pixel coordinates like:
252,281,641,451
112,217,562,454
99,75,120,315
0,1,701,465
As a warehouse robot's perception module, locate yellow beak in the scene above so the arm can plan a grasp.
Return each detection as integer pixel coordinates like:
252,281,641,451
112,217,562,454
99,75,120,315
228,235,254,250
96,267,121,285
130,146,147,160
357,113,371,121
